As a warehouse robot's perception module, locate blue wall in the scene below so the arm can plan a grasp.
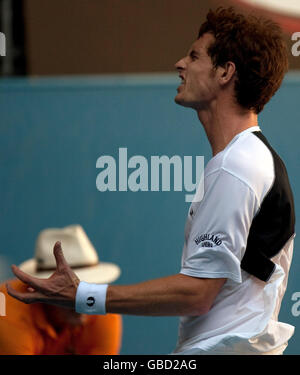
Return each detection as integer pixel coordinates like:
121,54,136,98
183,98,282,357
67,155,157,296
0,73,299,354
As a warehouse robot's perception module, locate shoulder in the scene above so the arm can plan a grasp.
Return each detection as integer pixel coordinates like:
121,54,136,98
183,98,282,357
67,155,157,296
209,131,274,202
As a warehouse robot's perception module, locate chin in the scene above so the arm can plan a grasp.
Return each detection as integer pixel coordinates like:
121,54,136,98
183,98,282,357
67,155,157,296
174,96,196,109
174,94,187,106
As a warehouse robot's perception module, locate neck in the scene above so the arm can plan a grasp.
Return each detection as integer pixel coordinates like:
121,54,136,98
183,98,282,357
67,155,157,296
197,100,258,156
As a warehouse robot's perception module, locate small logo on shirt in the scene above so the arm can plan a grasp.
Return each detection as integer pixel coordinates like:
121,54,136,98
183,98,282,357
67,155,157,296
194,233,222,247
86,296,95,307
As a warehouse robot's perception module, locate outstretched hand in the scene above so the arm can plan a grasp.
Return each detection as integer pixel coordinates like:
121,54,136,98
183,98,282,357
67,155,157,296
6,241,80,310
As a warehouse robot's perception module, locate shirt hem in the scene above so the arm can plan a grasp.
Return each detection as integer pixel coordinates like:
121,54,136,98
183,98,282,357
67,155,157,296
180,269,242,283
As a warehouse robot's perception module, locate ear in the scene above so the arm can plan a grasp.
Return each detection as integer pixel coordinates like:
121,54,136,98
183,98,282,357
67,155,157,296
218,61,236,86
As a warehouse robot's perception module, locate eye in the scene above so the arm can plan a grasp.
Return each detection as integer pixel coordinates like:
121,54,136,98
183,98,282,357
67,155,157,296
190,53,198,61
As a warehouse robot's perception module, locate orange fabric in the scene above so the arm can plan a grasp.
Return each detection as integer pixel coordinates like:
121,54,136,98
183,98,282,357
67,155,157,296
0,280,122,355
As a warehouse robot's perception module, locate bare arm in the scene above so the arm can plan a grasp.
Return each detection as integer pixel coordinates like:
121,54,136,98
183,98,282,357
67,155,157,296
106,274,225,316
6,242,225,316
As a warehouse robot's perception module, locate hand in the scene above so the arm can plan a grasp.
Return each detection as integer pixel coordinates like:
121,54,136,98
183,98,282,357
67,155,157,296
6,241,80,310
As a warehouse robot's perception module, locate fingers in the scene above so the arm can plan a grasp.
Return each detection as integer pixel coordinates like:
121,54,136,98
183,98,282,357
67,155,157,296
6,282,42,304
11,264,44,290
53,241,69,271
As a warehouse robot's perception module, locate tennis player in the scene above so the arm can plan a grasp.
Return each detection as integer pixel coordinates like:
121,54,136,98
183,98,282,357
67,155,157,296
7,7,295,354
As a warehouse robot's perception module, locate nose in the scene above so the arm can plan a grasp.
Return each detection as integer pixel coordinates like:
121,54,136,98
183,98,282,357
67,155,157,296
174,57,186,72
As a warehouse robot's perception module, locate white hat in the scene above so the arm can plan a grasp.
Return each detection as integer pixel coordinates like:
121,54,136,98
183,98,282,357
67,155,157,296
19,225,121,284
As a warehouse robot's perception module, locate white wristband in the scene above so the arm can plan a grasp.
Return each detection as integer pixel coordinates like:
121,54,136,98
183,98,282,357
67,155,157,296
75,281,108,314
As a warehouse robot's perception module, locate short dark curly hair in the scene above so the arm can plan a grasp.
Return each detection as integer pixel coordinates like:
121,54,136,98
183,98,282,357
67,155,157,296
198,7,289,114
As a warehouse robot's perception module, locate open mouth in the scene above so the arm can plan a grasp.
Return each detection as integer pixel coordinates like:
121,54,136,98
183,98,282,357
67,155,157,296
177,80,185,91
176,74,185,92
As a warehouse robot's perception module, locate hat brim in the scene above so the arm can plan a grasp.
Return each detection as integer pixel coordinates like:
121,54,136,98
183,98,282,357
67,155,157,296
19,259,121,284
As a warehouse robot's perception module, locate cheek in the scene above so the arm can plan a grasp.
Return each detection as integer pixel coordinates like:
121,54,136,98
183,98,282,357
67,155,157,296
188,75,207,96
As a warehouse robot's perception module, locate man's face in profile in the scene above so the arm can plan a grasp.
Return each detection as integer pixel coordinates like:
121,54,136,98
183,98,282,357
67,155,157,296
174,33,220,111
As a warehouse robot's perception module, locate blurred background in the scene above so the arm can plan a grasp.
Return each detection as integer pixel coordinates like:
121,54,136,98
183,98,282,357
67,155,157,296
1,0,300,76
0,0,299,354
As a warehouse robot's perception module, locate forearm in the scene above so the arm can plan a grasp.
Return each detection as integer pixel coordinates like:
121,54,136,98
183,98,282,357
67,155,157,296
7,242,225,315
105,274,210,316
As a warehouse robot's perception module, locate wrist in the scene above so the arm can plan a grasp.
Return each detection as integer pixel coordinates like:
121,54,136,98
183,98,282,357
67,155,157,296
75,281,108,314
